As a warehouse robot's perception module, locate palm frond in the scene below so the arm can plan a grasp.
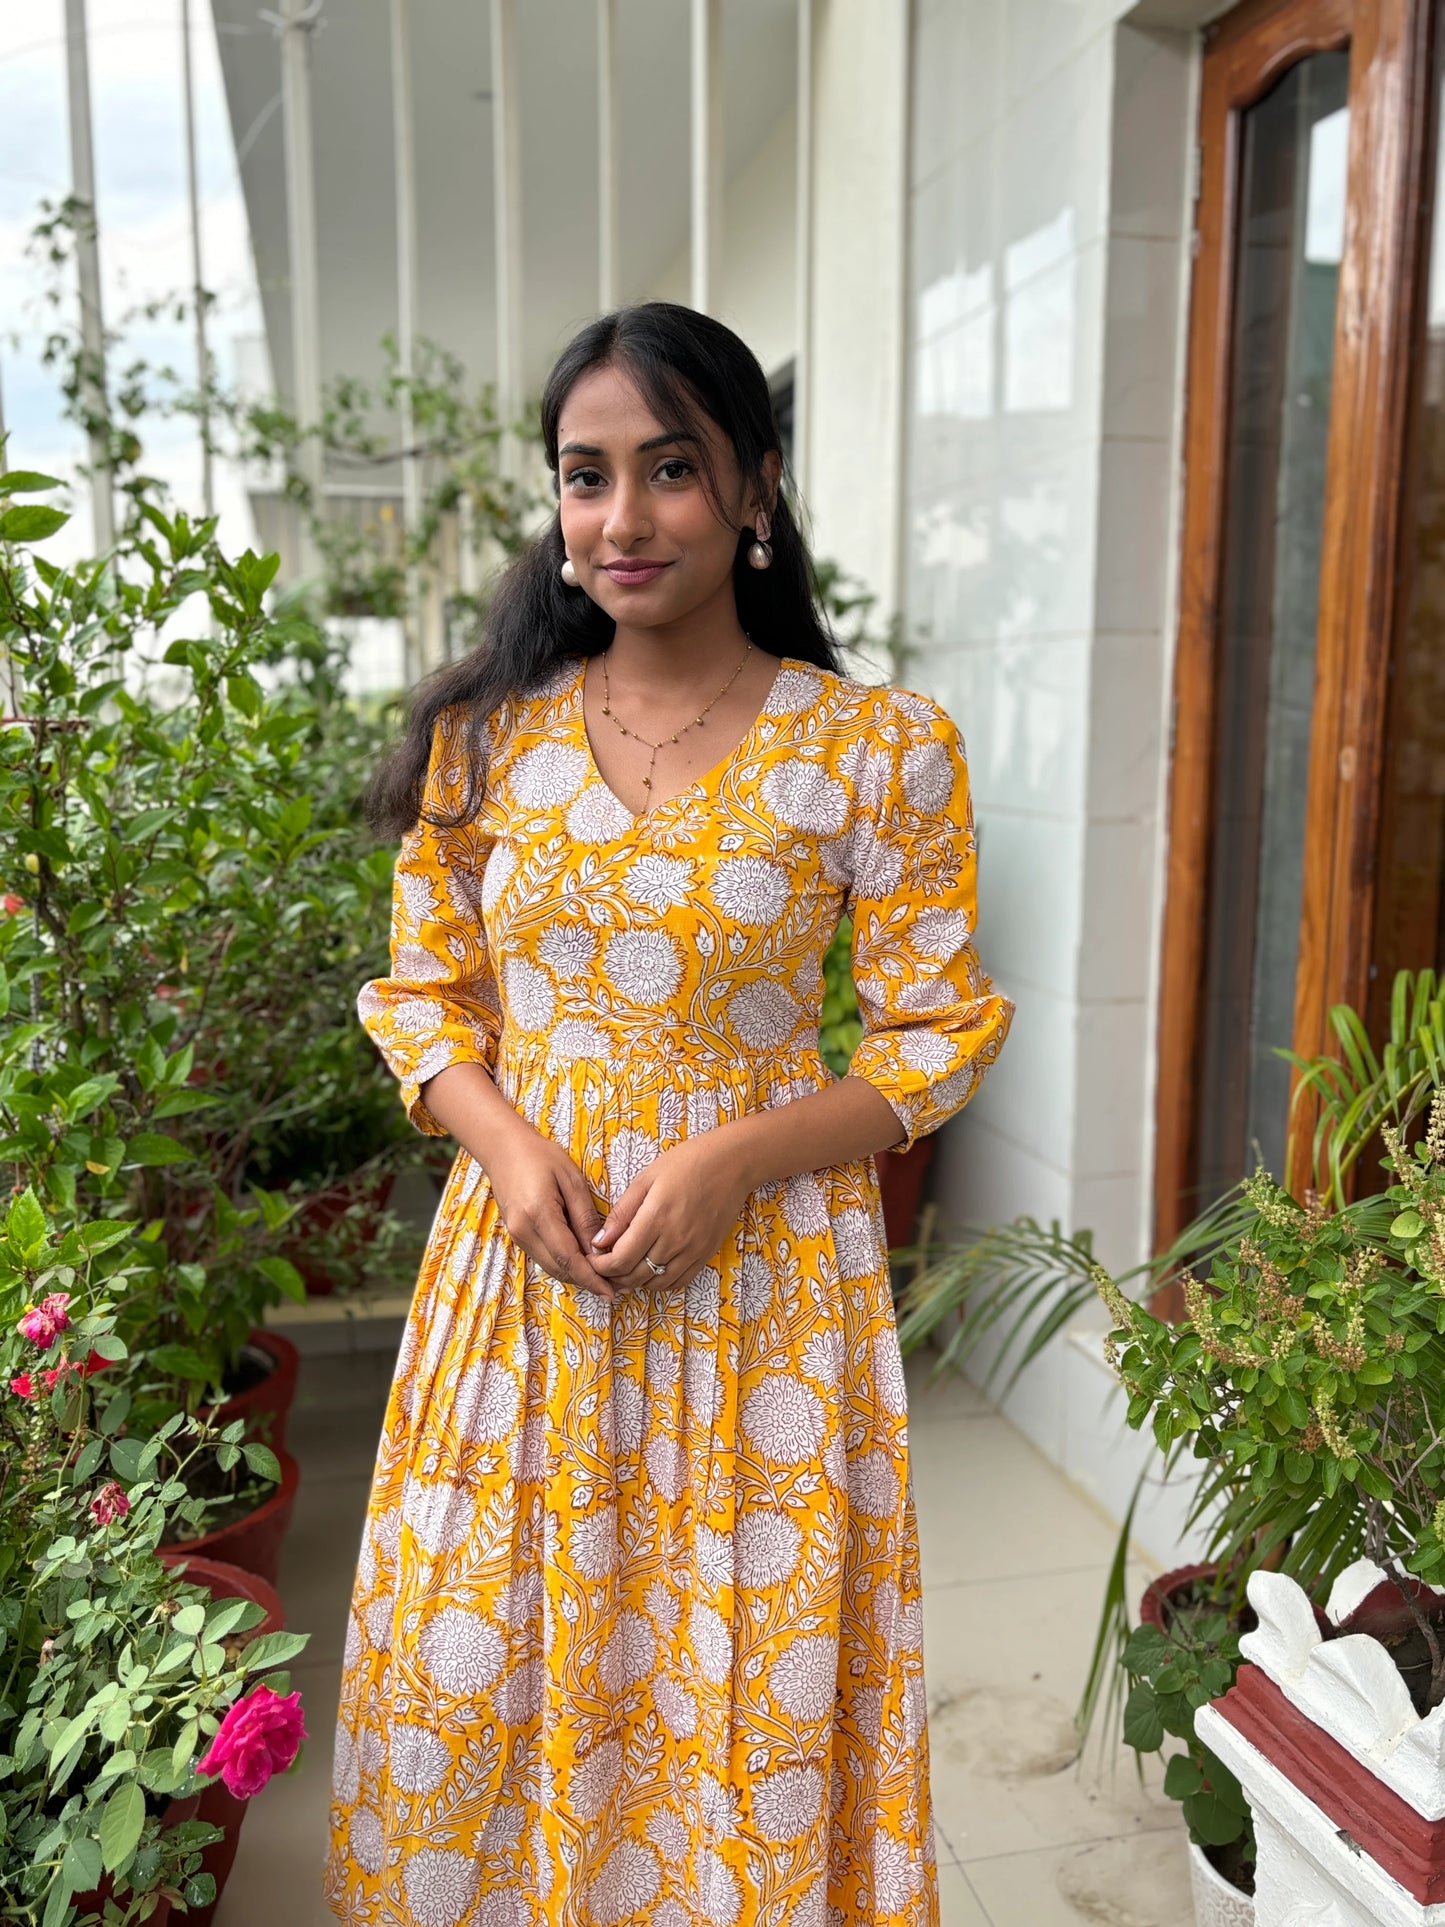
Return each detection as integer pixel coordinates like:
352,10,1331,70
894,1217,1102,1393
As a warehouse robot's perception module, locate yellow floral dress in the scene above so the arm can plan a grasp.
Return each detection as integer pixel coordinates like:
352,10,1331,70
325,653,1012,1927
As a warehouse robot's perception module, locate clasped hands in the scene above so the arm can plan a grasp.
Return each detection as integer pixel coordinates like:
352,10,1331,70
488,1120,755,1304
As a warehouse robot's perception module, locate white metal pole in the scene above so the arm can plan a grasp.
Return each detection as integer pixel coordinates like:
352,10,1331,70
792,0,814,500
490,0,523,475
180,0,214,522
279,0,323,583
63,0,114,553
690,0,724,315
597,0,619,312
389,0,426,669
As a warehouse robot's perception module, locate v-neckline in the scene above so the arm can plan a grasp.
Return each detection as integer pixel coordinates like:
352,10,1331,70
571,651,794,827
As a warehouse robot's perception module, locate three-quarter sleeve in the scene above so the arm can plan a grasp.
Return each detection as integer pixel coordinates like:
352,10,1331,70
357,709,502,1136
844,692,1013,1151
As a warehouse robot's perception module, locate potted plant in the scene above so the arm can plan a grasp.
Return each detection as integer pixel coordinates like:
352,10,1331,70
1096,1086,1445,1924
0,1181,310,1924
890,972,1445,1919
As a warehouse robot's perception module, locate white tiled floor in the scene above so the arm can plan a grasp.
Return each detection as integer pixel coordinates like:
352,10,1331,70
215,1342,1193,1925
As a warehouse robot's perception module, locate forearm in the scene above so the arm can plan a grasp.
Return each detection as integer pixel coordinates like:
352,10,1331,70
418,1060,531,1169
720,1075,907,1191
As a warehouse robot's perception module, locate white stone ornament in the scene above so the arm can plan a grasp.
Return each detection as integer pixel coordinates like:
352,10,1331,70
560,556,579,586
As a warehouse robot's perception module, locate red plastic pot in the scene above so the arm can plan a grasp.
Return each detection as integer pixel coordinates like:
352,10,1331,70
281,1169,396,1296
205,1329,299,1454
876,1135,938,1250
71,1792,200,1924
155,1554,287,1927
160,1449,300,1586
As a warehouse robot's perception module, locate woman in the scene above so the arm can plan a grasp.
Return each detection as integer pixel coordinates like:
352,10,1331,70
326,302,1012,1927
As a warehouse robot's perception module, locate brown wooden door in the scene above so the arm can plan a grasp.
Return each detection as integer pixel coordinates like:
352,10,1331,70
1155,0,1435,1241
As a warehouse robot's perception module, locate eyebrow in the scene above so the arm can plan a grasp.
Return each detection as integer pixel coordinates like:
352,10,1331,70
558,432,697,458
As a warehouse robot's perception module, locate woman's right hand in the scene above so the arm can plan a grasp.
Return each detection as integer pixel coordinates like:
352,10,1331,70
482,1118,616,1303
419,1062,616,1303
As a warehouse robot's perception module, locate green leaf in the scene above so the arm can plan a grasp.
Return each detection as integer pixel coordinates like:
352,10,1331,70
256,1255,307,1304
7,1187,47,1260
1123,1683,1166,1754
63,1834,104,1888
99,1778,146,1873
1392,1210,1425,1240
172,1603,207,1638
122,1132,191,1168
242,1442,281,1483
241,1629,310,1673
0,503,69,542
1183,1784,1249,1846
0,469,64,493
1164,1753,1205,1800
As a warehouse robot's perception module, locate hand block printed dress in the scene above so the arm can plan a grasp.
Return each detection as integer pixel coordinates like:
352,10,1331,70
325,654,1012,1927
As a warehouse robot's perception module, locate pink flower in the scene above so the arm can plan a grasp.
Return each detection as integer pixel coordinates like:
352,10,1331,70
2,895,24,916
90,1482,130,1526
9,1373,35,1398
18,1293,72,1350
196,1684,308,1799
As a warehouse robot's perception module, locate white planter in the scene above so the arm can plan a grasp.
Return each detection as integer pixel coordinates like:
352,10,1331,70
1190,1840,1255,1927
1196,1561,1445,1926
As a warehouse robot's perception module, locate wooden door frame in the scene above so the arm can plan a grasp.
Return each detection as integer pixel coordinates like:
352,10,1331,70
1154,0,1434,1245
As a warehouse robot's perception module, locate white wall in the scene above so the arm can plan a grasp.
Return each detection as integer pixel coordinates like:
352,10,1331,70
901,0,1208,1565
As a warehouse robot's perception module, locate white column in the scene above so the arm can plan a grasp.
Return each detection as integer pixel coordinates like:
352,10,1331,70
279,0,323,581
389,0,427,671
490,0,523,465
792,0,814,498
180,0,214,522
63,0,114,553
690,0,723,315
597,0,620,312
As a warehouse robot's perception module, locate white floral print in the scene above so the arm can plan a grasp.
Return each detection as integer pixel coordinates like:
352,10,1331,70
330,660,1013,1927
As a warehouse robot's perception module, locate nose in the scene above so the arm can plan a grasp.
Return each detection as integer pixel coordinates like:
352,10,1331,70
602,474,654,553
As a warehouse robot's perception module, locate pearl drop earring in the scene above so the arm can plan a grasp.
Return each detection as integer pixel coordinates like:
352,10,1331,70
747,509,772,571
560,556,579,587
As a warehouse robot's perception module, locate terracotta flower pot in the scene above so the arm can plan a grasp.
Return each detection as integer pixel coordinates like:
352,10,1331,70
206,1329,300,1453
71,1792,201,1924
155,1554,287,1927
161,1448,300,1586
876,1135,937,1250
1199,1562,1445,1926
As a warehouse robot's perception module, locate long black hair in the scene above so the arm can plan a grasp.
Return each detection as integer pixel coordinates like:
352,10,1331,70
366,301,844,836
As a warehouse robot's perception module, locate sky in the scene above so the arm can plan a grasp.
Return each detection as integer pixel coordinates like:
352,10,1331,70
0,1,267,563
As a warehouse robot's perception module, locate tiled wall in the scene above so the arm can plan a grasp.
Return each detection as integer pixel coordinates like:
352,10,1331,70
902,0,1199,1483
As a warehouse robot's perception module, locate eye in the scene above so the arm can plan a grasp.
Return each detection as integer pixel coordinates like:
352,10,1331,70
563,466,605,491
655,458,694,483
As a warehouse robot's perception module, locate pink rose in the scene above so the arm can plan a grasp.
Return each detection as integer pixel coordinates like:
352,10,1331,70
196,1684,308,1799
18,1292,72,1350
90,1481,130,1526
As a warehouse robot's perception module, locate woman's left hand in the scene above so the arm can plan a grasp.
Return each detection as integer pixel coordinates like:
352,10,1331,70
587,1132,756,1292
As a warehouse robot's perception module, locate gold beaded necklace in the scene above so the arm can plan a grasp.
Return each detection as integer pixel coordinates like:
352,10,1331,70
598,640,755,799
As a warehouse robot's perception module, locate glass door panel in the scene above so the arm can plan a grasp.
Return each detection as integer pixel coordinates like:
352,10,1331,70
1193,51,1350,1204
